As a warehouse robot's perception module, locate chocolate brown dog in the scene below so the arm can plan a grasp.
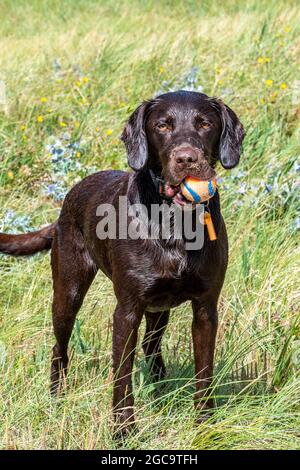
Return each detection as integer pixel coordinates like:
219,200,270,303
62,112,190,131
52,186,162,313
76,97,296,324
0,91,244,436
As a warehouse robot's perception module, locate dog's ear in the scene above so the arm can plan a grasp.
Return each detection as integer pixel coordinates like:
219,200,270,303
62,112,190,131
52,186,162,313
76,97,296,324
210,98,245,169
121,101,152,171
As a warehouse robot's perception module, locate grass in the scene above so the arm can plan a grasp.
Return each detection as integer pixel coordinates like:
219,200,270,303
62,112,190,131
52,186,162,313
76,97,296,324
0,0,300,450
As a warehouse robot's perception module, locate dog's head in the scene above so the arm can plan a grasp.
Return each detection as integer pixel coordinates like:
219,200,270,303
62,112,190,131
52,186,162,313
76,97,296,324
121,90,245,205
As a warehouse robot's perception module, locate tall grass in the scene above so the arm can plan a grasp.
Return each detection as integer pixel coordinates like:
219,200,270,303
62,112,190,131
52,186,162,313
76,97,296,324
0,0,299,449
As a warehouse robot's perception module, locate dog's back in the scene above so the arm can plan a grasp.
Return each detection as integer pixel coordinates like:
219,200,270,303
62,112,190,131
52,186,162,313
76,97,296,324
0,170,127,257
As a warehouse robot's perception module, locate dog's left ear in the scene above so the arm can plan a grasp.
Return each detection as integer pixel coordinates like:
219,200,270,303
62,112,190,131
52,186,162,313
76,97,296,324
121,101,152,171
210,98,245,169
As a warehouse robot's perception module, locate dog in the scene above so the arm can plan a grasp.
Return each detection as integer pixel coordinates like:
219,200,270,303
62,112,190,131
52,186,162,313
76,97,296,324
0,90,244,437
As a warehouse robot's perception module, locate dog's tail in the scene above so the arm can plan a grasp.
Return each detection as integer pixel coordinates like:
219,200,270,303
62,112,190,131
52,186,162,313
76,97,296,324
0,222,57,256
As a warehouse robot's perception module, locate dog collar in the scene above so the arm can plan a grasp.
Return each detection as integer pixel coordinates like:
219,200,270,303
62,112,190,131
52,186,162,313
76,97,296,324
148,169,173,204
148,169,217,240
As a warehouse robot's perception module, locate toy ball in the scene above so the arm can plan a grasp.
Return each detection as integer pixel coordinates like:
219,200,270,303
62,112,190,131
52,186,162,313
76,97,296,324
180,176,217,203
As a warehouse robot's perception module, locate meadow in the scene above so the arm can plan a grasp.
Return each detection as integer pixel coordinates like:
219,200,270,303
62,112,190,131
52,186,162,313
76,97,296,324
0,0,299,450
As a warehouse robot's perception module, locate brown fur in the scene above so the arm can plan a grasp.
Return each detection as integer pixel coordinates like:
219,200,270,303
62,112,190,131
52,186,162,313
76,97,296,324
0,91,244,438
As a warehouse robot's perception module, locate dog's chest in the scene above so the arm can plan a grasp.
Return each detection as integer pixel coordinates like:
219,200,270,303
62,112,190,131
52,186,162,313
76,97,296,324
127,244,208,311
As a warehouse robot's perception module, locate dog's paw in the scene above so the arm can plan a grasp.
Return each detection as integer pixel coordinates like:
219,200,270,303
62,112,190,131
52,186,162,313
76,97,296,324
195,412,212,426
113,421,137,444
113,408,137,442
195,402,215,426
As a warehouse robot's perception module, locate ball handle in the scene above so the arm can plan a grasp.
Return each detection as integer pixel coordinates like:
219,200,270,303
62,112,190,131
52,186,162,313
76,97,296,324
204,212,217,241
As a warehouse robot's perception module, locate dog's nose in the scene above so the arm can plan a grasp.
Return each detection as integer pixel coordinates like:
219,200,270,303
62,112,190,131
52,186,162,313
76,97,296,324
174,147,198,164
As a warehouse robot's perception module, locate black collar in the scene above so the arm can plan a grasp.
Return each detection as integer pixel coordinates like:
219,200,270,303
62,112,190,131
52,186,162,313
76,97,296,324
148,169,173,204
148,169,162,192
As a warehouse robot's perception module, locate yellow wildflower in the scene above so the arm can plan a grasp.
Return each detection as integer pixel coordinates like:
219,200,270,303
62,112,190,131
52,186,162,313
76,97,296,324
159,67,165,74
59,121,67,127
284,26,291,33
76,151,81,158
280,83,287,89
259,98,265,105
105,129,113,136
40,97,47,103
20,124,26,131
265,79,273,87
82,76,89,83
37,115,44,123
257,57,270,64
7,170,14,180
74,121,80,128
215,66,221,75
95,127,101,132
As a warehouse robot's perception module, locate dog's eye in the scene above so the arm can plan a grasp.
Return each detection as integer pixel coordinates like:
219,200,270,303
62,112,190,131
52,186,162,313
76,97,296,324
156,123,169,132
196,121,211,130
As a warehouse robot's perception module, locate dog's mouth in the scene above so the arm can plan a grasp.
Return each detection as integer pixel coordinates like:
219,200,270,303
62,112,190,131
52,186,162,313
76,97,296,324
163,181,194,208
163,170,216,208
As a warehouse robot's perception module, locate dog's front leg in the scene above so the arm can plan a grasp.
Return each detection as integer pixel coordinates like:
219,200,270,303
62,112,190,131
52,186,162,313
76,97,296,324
112,303,143,438
192,299,218,423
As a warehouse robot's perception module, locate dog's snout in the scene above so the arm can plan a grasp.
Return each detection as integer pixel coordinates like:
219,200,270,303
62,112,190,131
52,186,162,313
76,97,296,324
173,146,198,165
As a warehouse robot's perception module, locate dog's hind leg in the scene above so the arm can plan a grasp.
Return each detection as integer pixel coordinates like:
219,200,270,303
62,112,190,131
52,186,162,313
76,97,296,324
50,224,97,394
142,310,170,382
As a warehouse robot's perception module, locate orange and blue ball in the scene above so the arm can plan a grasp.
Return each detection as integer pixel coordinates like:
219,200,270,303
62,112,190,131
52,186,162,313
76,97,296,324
180,176,217,203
